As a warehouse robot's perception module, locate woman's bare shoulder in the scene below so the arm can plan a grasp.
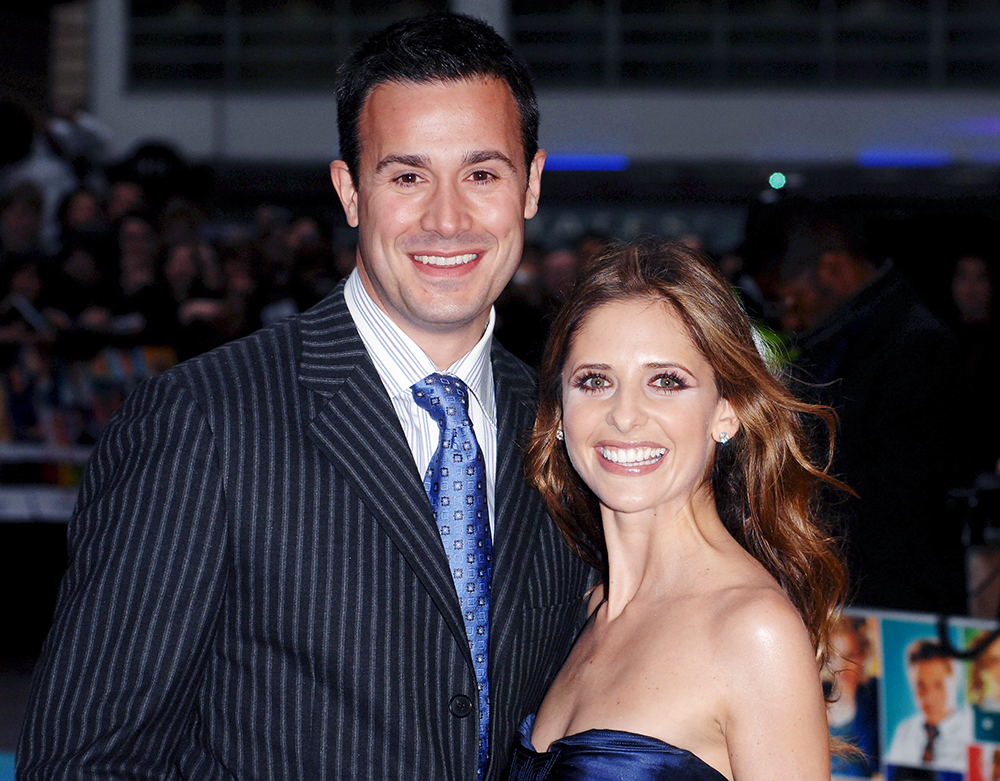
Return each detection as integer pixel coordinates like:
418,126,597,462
710,582,816,676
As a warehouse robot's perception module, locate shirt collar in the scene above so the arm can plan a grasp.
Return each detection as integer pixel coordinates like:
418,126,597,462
343,269,496,424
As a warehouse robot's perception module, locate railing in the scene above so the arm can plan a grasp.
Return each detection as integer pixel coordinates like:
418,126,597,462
510,4,1000,88
127,2,1000,90
128,3,446,89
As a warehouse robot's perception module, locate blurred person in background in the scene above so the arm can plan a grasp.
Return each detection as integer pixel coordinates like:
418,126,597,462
827,616,880,777
108,213,164,346
116,213,159,294
215,239,263,340
0,97,77,254
1,182,47,263
44,233,116,357
159,239,230,359
539,246,579,316
495,240,546,367
159,195,205,247
946,253,1000,476
0,255,55,352
717,244,767,321
969,631,1000,711
106,179,147,223
57,186,107,243
886,640,973,772
253,209,299,324
772,204,969,615
47,103,113,188
287,214,341,309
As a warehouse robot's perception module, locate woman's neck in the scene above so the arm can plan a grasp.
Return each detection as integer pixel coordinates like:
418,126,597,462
600,489,731,619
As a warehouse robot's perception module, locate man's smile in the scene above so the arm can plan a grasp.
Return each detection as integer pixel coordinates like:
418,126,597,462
412,252,480,267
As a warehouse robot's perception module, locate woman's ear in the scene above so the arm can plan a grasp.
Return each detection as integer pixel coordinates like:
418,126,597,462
713,398,741,442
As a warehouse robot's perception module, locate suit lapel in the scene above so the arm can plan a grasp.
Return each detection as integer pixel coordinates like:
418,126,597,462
298,286,469,654
488,346,546,657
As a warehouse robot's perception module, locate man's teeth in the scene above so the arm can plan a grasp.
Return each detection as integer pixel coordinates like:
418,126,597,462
413,253,478,267
599,446,666,466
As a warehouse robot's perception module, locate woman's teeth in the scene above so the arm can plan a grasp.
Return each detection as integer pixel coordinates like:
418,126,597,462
413,253,478,267
599,446,666,466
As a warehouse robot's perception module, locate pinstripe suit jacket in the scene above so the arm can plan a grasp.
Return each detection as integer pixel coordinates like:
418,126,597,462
18,284,593,780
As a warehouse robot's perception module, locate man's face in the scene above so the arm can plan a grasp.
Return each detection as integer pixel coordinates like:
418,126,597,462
914,658,955,726
776,272,827,333
331,77,544,349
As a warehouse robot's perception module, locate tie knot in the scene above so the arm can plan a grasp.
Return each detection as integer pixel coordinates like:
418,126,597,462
411,373,471,428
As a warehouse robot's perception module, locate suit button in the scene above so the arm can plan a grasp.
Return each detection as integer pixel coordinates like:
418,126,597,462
449,694,473,718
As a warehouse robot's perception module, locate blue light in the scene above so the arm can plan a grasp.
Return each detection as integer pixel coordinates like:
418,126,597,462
769,172,786,189
857,149,951,168
544,154,630,172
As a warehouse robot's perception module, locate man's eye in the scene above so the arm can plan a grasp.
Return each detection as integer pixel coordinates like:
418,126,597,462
470,170,496,182
395,173,420,185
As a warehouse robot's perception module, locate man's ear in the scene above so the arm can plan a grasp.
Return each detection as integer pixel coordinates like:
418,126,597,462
524,150,545,220
330,160,359,228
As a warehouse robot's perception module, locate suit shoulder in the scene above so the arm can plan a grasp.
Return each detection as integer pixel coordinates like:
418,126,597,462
492,340,538,397
159,315,303,396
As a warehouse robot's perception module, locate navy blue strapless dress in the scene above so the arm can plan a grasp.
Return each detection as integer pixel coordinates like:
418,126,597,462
506,714,729,781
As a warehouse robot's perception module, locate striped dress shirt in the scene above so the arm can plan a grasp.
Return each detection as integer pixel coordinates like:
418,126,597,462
344,269,498,530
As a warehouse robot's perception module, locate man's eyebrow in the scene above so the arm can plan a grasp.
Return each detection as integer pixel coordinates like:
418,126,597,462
374,154,429,174
463,149,516,170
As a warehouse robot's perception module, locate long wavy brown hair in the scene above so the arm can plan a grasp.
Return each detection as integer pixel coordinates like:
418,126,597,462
525,239,848,667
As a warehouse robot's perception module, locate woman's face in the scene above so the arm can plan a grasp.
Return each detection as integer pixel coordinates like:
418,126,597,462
560,298,736,518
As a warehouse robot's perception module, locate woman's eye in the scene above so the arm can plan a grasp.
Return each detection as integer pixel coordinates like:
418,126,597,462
652,373,685,390
578,374,610,390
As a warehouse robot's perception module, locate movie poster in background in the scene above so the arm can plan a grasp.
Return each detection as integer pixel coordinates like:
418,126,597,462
832,610,1000,781
830,613,883,778
965,626,1000,781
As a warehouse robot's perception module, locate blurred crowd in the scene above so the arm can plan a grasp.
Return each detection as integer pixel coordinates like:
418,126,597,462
2,99,1000,612
0,97,997,464
0,97,363,445
0,180,348,363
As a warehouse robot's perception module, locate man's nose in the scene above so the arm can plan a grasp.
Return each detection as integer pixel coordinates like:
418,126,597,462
421,179,472,238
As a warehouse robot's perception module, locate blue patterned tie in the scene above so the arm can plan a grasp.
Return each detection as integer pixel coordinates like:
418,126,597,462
411,373,492,777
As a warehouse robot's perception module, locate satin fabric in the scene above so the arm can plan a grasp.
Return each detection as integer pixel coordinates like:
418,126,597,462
506,714,729,780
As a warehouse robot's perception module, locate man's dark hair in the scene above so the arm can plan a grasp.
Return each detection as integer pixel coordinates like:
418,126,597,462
769,203,869,283
908,640,952,667
335,12,539,186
